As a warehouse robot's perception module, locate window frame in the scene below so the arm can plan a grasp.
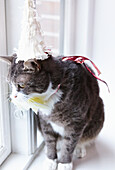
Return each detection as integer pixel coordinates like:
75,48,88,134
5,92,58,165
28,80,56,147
0,0,11,165
0,66,11,165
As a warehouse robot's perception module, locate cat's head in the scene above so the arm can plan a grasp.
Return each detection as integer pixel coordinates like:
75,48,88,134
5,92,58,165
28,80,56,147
0,54,51,96
0,54,63,113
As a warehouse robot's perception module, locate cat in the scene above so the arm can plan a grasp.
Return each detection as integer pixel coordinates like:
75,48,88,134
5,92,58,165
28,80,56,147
0,54,104,170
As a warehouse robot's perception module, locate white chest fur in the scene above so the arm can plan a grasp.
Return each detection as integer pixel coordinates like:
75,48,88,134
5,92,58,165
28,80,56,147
11,83,63,116
49,121,65,137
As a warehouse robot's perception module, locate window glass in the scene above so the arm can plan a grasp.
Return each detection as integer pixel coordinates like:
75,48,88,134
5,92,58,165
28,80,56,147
37,0,60,55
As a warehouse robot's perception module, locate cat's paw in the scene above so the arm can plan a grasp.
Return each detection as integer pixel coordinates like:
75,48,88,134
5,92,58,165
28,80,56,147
43,157,58,170
75,147,86,158
58,162,73,170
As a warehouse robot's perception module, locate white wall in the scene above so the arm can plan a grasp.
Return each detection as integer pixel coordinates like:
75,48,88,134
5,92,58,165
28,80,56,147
92,0,115,93
92,0,115,147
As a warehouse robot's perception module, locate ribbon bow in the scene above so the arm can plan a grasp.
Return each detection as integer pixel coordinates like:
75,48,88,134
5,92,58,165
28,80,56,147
62,56,110,92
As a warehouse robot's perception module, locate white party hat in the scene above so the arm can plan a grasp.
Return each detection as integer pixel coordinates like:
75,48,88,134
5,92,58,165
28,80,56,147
17,0,49,61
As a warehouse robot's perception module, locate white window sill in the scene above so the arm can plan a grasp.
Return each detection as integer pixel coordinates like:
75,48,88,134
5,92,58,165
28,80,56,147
1,153,31,170
1,142,44,170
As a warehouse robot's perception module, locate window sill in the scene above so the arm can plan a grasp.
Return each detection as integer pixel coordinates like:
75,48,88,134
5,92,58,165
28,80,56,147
1,142,44,170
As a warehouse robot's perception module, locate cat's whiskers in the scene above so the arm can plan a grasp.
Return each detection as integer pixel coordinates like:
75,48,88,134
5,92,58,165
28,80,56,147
7,96,11,101
1,75,7,79
0,92,12,105
0,92,11,98
1,75,8,81
3,96,11,105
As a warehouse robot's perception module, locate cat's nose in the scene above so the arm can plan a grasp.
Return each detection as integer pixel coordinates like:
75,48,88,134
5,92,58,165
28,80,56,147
14,95,17,98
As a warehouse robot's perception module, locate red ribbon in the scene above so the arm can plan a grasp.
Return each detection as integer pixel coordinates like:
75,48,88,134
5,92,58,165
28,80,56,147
62,56,110,92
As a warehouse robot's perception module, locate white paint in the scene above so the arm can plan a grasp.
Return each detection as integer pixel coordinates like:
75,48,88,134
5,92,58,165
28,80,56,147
50,122,64,137
11,82,63,116
58,162,73,170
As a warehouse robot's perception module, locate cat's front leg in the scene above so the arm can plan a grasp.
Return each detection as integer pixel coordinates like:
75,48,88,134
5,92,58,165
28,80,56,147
58,125,85,170
44,133,58,170
40,118,58,170
57,136,75,170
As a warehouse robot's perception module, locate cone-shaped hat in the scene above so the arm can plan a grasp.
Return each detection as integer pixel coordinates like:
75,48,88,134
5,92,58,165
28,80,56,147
17,0,48,61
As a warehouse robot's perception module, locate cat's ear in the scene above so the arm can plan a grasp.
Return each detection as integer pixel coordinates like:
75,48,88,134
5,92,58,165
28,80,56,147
0,54,17,64
24,59,41,72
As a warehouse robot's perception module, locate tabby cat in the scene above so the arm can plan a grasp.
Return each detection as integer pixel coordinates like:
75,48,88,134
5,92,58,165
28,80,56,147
0,54,104,170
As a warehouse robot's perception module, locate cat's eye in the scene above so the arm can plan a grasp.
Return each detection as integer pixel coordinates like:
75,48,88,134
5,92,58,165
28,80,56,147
18,83,25,88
